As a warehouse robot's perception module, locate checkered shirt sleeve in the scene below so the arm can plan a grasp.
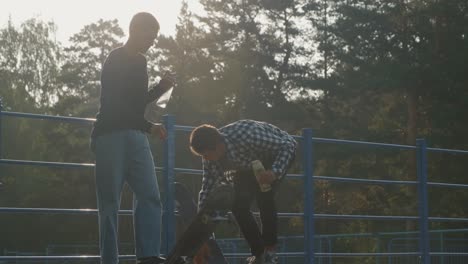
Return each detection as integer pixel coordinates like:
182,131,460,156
198,159,223,211
243,121,297,179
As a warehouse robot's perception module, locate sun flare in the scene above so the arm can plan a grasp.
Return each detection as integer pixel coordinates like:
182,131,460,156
0,0,202,43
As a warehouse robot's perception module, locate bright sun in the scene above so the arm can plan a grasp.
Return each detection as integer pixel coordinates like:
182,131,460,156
0,0,202,43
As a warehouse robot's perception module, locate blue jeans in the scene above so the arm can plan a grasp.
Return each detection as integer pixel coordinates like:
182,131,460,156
93,130,162,264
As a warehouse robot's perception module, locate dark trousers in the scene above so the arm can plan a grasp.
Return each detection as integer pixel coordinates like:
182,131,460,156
231,168,279,257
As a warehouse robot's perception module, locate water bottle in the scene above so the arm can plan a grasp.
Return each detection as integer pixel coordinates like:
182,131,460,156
144,71,175,123
155,71,176,109
251,160,271,192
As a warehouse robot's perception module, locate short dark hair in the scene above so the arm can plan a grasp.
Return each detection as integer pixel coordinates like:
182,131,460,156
129,12,160,36
189,124,222,156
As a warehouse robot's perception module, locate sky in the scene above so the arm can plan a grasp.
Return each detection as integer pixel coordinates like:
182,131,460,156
0,0,203,43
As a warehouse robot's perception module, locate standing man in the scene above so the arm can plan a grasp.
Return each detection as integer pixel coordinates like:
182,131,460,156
90,12,174,264
189,120,297,264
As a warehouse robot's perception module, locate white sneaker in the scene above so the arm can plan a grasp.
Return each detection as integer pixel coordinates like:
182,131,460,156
264,250,278,264
246,254,265,264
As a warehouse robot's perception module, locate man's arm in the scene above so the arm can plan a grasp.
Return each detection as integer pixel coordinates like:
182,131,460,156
147,73,175,104
146,83,166,104
247,124,297,180
270,139,296,179
198,160,223,211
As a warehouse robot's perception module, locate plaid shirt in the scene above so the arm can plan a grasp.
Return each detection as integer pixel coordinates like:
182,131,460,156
198,120,297,210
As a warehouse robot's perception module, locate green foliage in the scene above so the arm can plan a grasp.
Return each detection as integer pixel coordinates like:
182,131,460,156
0,18,61,111
1,0,468,260
57,19,124,118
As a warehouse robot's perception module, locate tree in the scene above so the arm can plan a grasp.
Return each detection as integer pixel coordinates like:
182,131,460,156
153,1,224,126
176,0,313,126
55,19,124,118
304,0,468,242
0,18,61,111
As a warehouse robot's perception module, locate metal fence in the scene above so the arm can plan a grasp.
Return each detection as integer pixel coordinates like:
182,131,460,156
1,102,468,263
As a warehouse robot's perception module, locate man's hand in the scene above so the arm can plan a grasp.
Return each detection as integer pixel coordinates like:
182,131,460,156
256,170,277,185
150,123,167,140
158,71,176,93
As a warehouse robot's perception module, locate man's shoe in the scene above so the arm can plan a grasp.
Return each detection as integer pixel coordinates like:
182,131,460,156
136,256,165,264
264,250,278,264
246,254,265,264
179,256,193,264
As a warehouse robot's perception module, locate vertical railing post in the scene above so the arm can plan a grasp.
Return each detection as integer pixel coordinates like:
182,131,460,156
0,97,3,159
327,238,332,264
416,138,430,264
376,234,381,264
439,232,444,264
317,238,322,264
0,97,4,193
303,128,315,264
162,114,176,255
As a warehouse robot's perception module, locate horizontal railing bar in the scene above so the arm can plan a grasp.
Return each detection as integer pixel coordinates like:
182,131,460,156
314,214,468,222
175,171,428,187
0,253,438,260
174,125,194,132
313,252,468,257
314,175,417,185
176,171,420,187
0,159,95,169
0,207,133,215
427,147,468,155
429,217,468,222
0,207,175,218
174,126,304,144
0,208,398,220
315,252,421,257
262,212,417,220
294,174,468,188
173,125,299,141
3,252,467,261
314,214,418,221
313,228,468,238
2,159,467,189
0,255,135,261
176,169,302,179
1,111,95,124
428,182,468,188
285,173,303,178
314,252,421,257
276,213,303,217
173,168,301,178
311,137,417,150
0,159,164,171
174,168,202,175
197,252,455,257
3,208,467,223
430,252,468,256
224,252,305,258
3,159,468,190
2,111,467,154
222,228,468,240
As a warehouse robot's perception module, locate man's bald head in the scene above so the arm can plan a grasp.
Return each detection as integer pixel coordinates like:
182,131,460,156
127,12,160,53
129,12,160,38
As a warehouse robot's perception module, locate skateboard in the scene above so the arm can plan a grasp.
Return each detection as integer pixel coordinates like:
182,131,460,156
170,182,231,264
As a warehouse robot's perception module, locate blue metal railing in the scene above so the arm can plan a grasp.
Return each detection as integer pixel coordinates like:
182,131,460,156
303,128,315,264
1,104,468,263
417,139,430,264
162,114,176,254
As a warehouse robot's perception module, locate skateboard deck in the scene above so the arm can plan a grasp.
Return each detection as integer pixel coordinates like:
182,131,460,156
170,182,230,264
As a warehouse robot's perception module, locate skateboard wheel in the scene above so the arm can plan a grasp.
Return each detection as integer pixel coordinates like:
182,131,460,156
201,214,210,224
